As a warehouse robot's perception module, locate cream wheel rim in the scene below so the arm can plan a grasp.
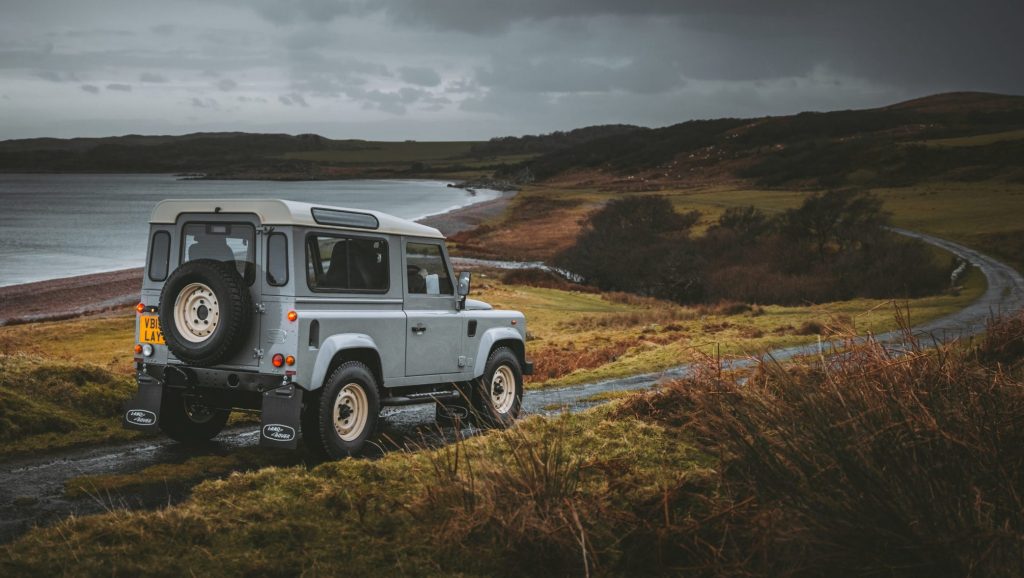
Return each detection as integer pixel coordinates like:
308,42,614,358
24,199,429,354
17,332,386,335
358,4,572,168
333,383,369,442
490,365,516,414
173,282,220,343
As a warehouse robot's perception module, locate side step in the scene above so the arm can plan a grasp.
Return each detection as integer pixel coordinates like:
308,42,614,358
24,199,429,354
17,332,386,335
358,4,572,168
382,390,461,407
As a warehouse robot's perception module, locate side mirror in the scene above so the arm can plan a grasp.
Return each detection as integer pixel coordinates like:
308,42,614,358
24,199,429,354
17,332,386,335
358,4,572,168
457,271,472,298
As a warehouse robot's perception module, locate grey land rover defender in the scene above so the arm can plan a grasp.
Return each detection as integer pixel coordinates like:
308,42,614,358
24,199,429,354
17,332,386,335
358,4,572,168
124,199,532,459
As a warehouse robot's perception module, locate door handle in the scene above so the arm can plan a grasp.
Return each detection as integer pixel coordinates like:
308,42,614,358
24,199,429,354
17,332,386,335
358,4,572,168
411,323,427,334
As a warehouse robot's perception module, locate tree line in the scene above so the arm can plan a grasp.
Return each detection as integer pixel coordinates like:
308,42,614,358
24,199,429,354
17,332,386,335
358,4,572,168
555,192,951,305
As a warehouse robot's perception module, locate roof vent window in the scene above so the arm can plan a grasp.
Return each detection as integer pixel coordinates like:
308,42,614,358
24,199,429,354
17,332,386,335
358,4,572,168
311,208,379,230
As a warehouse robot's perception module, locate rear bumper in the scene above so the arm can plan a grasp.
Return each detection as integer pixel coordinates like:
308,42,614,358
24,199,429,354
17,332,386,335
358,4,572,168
143,363,289,393
123,363,304,449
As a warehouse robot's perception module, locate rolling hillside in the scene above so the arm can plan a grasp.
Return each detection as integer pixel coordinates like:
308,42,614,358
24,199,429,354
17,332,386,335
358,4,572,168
2,92,1021,188
512,92,1024,189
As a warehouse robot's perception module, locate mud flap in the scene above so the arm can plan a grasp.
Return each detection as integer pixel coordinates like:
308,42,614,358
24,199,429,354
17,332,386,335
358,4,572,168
260,384,303,449
122,373,163,432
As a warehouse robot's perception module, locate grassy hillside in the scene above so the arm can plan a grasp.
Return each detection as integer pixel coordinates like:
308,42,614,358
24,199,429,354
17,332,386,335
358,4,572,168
7,314,1023,576
5,92,1021,187
510,92,1024,189
0,126,634,180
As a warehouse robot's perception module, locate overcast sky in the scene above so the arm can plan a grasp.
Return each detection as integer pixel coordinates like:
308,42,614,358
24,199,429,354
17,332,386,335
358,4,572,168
1,0,1021,140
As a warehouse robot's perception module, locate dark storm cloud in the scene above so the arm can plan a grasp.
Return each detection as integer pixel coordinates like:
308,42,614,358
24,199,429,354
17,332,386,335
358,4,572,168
1,0,1022,140
279,92,309,107
139,72,167,83
397,66,441,87
191,97,219,109
217,77,238,91
377,0,1024,91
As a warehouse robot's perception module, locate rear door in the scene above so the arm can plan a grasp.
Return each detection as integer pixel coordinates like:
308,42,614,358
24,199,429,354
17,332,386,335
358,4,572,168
402,239,463,377
173,215,262,368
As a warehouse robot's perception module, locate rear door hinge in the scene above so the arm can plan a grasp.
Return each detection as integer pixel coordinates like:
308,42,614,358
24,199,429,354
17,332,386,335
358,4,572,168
253,348,264,360
255,303,266,314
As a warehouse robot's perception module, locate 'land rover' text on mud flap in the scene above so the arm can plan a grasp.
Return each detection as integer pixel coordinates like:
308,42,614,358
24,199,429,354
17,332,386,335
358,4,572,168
123,373,163,431
260,385,303,449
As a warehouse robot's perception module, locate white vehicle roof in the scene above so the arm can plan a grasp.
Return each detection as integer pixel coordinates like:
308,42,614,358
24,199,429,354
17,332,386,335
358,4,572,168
150,198,444,239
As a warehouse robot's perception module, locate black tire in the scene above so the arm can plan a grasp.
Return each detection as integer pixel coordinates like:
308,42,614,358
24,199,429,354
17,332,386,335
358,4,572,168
435,383,474,428
472,347,524,429
300,389,327,459
314,362,381,459
159,388,230,444
159,259,252,367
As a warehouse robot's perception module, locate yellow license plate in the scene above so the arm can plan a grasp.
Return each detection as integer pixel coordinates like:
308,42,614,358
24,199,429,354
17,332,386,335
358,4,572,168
139,315,165,345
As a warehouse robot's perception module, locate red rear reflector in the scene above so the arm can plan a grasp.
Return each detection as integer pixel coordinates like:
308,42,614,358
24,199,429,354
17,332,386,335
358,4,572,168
272,353,284,368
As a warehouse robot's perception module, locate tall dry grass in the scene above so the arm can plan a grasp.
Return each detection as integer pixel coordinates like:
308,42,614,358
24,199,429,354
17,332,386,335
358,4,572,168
617,314,1024,576
421,314,1024,576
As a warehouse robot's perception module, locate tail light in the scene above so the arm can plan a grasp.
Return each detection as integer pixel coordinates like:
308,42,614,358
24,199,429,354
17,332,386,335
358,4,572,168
272,353,285,368
134,344,143,354
136,303,146,314
287,310,298,322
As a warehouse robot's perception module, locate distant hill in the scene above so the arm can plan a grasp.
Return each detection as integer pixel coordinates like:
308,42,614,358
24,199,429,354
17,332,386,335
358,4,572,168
0,132,366,177
468,125,643,157
2,92,1022,187
511,92,1024,188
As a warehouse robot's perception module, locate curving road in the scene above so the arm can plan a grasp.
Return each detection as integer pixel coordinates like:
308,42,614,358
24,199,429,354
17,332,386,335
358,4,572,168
1,229,1022,543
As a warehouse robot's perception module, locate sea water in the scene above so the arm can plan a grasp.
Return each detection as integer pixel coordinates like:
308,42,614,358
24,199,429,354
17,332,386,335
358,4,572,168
0,174,498,287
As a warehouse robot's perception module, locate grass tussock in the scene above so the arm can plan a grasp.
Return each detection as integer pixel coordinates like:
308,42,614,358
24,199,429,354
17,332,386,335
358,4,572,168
528,340,636,383
0,354,140,455
615,313,1024,576
64,447,299,499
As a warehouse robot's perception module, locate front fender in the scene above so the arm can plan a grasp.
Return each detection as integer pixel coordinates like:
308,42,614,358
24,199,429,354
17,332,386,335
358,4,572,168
308,333,380,391
473,327,524,377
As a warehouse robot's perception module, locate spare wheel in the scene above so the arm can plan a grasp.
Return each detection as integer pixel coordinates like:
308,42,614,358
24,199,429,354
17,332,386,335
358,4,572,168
159,259,253,366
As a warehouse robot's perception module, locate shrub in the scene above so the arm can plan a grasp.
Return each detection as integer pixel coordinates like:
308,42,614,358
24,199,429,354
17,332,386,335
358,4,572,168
557,193,948,306
615,313,1024,576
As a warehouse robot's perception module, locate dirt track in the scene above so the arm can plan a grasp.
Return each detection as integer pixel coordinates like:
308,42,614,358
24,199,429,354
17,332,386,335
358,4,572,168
1,228,1022,543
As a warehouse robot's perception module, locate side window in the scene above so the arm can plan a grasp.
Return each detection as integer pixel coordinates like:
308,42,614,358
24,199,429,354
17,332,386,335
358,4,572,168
181,222,255,285
148,231,170,281
266,233,288,286
306,234,388,292
405,242,453,295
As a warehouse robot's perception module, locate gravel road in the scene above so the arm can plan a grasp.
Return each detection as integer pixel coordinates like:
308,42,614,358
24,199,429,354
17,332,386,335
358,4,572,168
1,228,1021,543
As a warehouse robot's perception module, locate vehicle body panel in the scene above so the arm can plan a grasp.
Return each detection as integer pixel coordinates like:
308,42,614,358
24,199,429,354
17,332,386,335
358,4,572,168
127,199,531,448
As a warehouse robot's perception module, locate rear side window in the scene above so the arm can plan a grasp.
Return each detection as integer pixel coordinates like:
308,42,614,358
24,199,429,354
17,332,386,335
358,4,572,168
306,234,388,292
181,222,255,285
148,231,170,281
405,242,453,295
266,233,288,286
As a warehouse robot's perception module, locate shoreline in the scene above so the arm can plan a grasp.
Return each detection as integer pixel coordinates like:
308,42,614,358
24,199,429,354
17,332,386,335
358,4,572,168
0,190,517,326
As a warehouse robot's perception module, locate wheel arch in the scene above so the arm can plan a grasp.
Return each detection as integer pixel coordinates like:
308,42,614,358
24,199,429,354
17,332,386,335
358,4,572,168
308,334,384,391
473,327,525,377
